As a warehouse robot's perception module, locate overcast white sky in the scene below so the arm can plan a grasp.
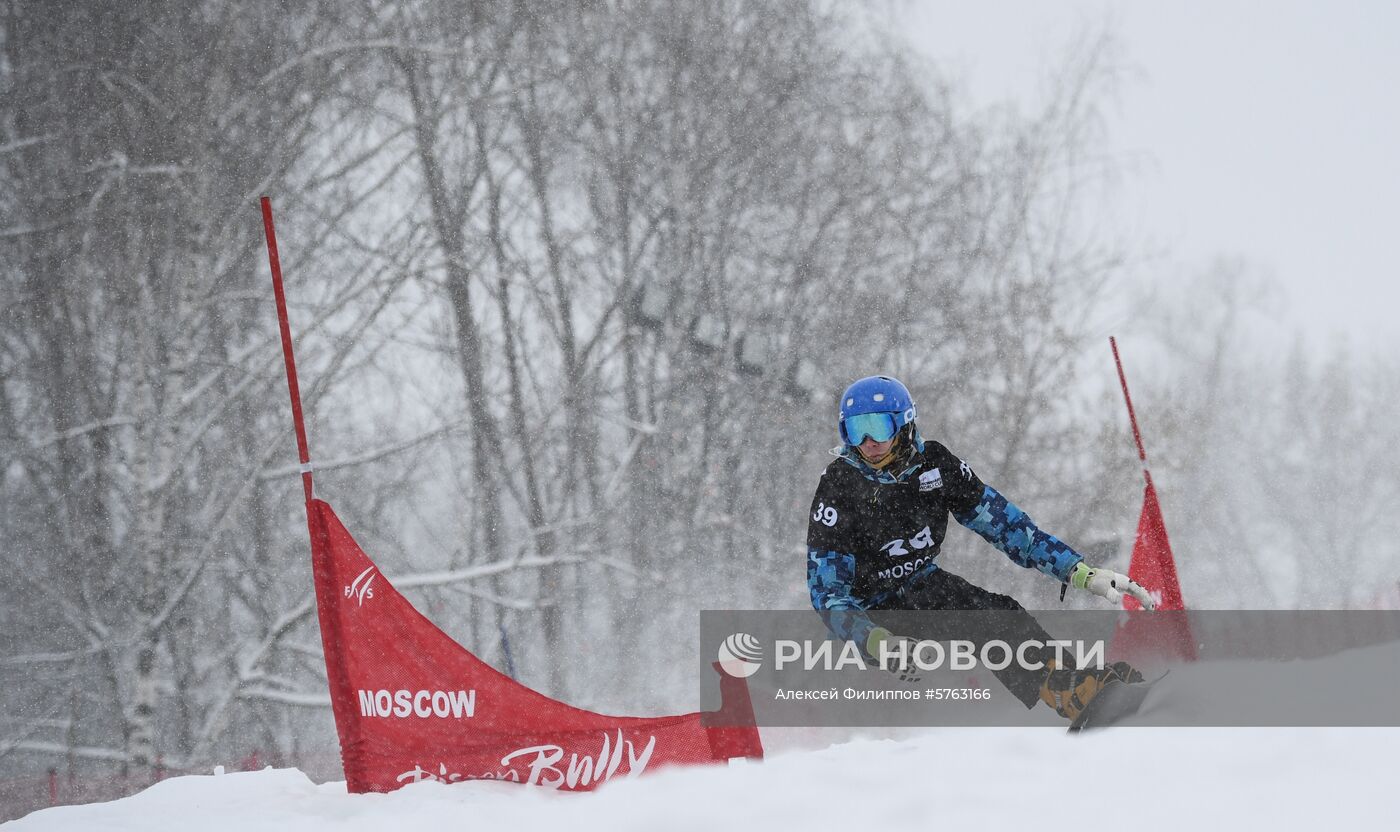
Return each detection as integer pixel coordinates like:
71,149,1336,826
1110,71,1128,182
897,1,1400,352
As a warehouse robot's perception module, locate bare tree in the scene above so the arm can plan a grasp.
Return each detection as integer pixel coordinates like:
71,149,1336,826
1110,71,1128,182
0,0,416,788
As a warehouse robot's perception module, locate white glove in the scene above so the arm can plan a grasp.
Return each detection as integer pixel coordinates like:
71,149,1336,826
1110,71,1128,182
866,627,924,684
1069,562,1156,610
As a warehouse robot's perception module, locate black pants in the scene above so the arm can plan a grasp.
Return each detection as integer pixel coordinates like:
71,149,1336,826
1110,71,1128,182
868,569,1055,709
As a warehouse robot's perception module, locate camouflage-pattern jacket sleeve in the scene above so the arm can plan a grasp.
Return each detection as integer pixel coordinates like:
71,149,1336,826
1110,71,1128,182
951,483,1084,582
806,548,878,647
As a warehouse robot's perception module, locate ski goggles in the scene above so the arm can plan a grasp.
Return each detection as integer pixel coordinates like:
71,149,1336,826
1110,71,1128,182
841,411,900,446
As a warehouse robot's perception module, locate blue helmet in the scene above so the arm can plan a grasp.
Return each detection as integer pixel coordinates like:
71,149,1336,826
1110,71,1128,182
838,375,917,447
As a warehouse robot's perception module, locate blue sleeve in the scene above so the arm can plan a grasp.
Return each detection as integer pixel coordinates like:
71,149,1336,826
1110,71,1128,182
807,547,878,647
951,485,1084,582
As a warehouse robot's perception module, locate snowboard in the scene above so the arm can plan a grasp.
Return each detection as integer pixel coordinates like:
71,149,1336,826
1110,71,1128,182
1066,672,1167,732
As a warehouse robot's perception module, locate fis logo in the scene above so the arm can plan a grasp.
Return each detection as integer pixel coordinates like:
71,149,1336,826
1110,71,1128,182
959,460,974,481
717,632,763,677
918,468,943,492
344,566,377,606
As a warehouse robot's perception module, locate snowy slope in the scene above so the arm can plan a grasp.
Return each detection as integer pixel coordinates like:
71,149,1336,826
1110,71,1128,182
9,727,1397,831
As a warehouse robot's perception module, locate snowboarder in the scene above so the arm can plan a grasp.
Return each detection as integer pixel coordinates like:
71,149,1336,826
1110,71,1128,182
806,375,1154,720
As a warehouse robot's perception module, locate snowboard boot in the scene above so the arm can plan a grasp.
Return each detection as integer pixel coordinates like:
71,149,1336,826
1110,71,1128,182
1039,659,1144,721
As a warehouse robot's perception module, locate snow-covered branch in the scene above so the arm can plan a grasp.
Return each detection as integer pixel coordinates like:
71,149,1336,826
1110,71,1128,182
0,132,55,155
0,740,187,769
0,220,62,238
258,418,465,481
393,554,596,590
29,415,137,447
0,642,129,668
238,688,331,708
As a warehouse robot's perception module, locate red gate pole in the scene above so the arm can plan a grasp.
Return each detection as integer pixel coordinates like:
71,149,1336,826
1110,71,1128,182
1110,335,1150,477
259,196,314,505
259,197,361,775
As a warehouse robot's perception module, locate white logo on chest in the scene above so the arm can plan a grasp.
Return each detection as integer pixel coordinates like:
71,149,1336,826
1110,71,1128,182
918,468,943,492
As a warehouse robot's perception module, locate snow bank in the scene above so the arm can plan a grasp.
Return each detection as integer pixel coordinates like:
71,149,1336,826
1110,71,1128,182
9,727,1395,831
